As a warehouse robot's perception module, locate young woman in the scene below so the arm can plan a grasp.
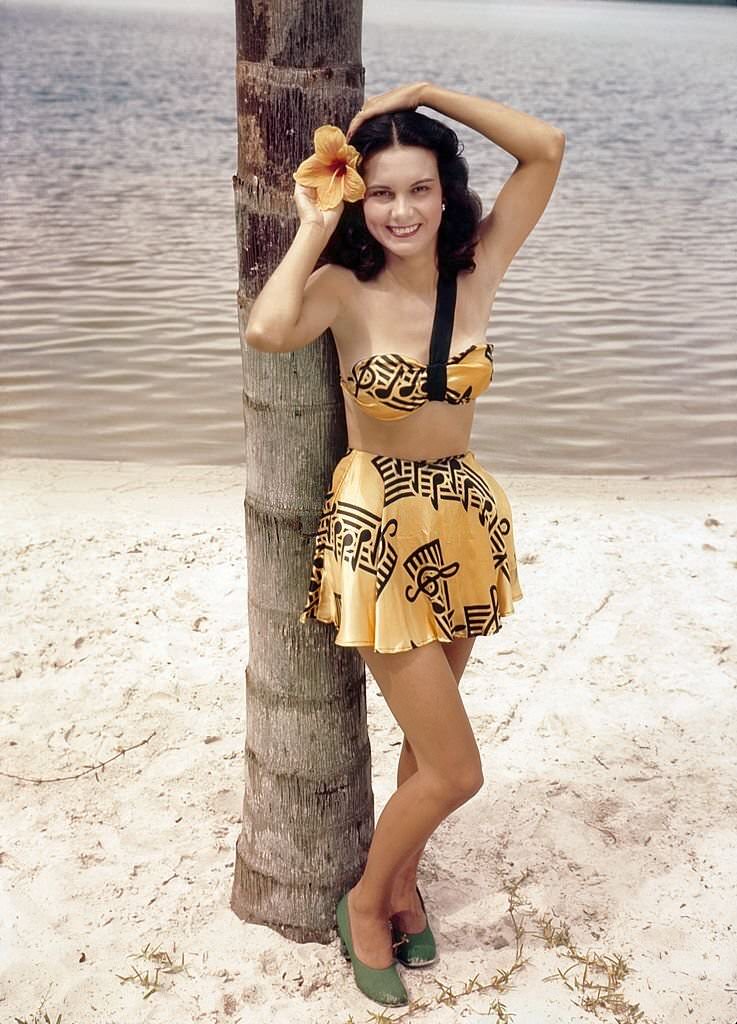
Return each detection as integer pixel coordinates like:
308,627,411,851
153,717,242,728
246,81,565,1006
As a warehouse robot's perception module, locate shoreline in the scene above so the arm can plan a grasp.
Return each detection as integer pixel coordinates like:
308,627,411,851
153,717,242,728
4,452,735,477
1,457,735,1023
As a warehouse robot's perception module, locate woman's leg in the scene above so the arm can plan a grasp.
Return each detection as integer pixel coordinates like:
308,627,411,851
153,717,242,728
346,638,483,969
390,638,477,930
389,637,477,930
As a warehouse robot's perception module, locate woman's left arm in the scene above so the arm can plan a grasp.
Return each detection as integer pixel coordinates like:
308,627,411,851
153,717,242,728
421,83,566,285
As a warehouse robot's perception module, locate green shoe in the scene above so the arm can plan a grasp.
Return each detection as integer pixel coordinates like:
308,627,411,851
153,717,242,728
391,885,438,968
336,891,409,1006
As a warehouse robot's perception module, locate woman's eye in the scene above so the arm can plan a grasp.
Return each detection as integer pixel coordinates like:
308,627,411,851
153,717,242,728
369,186,429,198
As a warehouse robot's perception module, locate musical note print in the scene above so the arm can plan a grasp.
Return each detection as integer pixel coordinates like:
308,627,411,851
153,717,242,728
340,343,494,422
299,447,523,654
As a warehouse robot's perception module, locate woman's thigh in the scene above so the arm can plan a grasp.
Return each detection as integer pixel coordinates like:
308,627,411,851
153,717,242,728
358,640,482,786
442,636,476,684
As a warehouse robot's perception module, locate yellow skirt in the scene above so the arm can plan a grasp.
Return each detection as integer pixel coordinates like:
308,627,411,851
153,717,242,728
298,447,524,654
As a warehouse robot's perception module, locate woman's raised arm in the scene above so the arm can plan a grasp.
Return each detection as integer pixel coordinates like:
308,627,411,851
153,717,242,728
421,83,565,285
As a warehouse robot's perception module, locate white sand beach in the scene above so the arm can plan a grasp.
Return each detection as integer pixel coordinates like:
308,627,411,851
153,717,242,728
1,456,735,1024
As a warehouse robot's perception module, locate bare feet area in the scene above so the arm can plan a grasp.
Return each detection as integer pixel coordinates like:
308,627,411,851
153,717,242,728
1,458,735,1024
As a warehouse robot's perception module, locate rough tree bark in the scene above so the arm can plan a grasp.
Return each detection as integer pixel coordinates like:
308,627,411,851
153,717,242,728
230,0,373,943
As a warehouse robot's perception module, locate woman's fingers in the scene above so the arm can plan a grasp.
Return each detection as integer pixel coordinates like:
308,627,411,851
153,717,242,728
346,83,427,140
293,183,321,225
346,114,363,142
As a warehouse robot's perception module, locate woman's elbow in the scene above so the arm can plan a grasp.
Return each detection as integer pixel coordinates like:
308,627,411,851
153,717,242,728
548,129,566,157
245,324,282,352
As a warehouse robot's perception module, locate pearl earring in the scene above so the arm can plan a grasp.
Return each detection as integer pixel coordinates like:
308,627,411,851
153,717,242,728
441,203,446,212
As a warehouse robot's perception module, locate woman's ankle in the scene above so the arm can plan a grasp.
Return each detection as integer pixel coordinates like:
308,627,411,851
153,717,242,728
349,879,391,918
389,873,419,910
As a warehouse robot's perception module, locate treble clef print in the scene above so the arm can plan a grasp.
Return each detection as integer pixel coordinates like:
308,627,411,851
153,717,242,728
405,560,460,602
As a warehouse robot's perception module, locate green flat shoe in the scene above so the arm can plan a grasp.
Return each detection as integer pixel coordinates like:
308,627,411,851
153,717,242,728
391,885,438,968
336,891,409,1006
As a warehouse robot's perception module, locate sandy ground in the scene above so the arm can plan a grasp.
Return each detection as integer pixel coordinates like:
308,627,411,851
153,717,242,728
1,456,736,1024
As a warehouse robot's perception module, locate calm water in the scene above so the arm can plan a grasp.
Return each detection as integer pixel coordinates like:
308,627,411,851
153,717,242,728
1,0,736,475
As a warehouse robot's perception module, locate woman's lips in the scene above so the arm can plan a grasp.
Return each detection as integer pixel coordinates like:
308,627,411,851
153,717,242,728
387,224,421,237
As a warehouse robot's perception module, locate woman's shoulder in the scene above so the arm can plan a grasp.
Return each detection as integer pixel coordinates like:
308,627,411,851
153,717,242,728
315,261,358,286
316,261,372,311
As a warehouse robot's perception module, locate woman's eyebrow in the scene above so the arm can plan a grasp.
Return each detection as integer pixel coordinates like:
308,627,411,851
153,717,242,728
365,177,435,189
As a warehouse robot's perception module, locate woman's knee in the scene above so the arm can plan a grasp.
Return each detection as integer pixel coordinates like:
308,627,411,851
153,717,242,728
403,733,483,802
459,760,485,800
425,755,484,808
364,641,483,802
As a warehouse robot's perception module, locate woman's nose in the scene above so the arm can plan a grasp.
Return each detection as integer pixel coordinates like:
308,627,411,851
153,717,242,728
392,195,413,217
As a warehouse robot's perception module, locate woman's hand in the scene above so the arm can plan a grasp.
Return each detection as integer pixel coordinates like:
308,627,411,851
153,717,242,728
293,182,344,235
345,81,430,142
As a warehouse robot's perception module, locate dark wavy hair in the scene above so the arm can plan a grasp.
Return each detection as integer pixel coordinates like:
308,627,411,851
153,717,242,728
316,110,483,281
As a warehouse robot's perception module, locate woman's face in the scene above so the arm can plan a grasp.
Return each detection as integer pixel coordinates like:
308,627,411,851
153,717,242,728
360,145,443,256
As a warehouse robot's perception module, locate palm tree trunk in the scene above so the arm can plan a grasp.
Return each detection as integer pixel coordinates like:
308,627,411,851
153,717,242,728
230,0,372,943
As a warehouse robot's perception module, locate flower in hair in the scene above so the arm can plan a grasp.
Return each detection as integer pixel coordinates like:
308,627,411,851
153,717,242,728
292,124,366,211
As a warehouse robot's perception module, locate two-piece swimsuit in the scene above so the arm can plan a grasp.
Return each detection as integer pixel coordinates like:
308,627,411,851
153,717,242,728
298,269,523,654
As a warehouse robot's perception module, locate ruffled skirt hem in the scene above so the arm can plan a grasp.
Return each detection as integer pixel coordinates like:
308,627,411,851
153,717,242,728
301,603,521,655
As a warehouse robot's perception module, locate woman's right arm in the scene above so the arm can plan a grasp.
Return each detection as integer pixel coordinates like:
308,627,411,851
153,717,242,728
245,186,345,353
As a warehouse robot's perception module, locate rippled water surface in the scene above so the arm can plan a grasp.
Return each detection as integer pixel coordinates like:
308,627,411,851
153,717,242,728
1,0,736,474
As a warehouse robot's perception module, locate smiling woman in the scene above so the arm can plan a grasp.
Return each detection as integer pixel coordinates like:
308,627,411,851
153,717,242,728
316,114,482,282
244,79,564,1008
364,152,443,247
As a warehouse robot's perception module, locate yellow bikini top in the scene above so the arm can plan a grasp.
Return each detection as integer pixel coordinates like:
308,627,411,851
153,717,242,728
340,342,494,421
339,269,494,422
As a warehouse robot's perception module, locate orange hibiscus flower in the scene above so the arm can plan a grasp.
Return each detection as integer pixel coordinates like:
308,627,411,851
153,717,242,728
292,124,366,211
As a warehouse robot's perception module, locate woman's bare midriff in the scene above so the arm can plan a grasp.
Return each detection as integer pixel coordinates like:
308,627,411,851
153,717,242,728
342,393,477,459
329,264,499,460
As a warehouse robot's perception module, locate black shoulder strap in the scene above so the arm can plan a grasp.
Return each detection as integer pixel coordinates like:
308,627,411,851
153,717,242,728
426,269,458,401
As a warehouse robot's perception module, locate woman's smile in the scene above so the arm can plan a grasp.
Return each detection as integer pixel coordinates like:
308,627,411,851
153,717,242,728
387,224,421,237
